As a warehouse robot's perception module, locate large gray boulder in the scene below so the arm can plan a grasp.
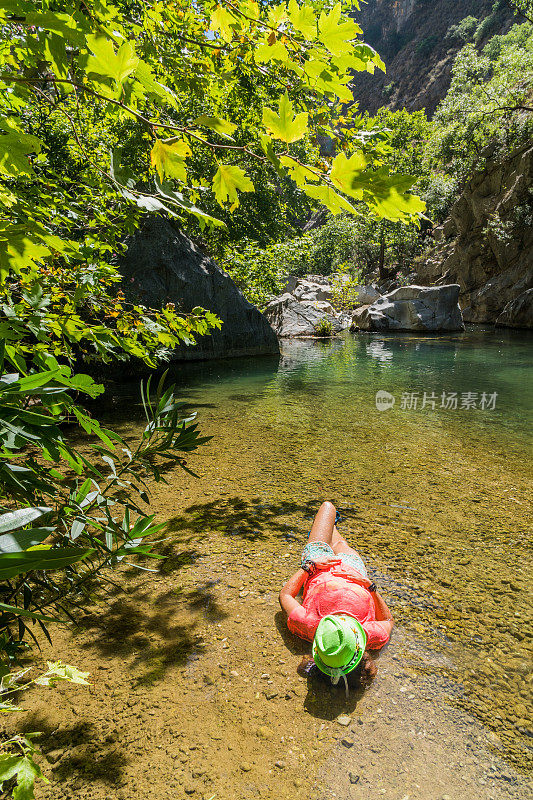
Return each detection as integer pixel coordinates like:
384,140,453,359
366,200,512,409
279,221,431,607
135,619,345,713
292,280,332,302
350,304,371,330
120,216,279,360
496,289,533,329
352,284,382,306
264,293,342,337
356,285,464,332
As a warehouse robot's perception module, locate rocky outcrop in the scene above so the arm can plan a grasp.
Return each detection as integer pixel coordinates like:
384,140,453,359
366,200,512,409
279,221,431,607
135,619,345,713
120,216,279,360
496,289,533,328
264,293,342,337
292,280,332,303
353,0,512,115
351,285,464,332
266,275,381,337
415,145,533,328
353,285,382,305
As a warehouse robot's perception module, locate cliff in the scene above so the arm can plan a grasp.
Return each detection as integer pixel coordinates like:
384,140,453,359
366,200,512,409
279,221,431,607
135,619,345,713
353,0,514,115
414,144,533,328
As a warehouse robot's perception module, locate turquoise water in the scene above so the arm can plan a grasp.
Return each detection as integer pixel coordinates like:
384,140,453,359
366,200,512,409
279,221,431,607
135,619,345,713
167,325,532,452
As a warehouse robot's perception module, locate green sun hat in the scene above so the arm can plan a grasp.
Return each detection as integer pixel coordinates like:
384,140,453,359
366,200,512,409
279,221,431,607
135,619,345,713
312,614,367,677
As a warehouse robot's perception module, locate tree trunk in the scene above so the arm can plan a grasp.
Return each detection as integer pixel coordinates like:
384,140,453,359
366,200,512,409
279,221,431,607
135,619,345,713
378,224,387,281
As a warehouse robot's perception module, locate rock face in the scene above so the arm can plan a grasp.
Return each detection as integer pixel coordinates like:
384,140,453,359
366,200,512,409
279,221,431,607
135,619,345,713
292,280,332,302
351,285,464,332
416,144,533,328
353,0,512,115
353,285,382,305
496,289,533,329
264,293,342,337
120,216,279,360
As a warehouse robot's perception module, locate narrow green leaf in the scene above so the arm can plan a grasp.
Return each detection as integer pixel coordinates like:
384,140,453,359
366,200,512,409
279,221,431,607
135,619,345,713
0,507,51,535
0,602,58,623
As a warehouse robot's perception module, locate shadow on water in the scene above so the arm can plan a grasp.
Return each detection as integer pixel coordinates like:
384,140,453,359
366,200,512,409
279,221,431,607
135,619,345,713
302,671,366,720
274,610,309,658
166,497,316,542
273,612,365,718
70,533,232,685
18,718,129,785
274,611,387,720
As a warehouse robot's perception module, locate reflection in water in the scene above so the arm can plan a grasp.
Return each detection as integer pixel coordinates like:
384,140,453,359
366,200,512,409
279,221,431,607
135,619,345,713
366,339,394,363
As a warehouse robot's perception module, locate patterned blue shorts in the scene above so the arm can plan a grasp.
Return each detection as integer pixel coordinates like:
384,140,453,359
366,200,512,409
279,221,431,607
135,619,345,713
301,541,368,577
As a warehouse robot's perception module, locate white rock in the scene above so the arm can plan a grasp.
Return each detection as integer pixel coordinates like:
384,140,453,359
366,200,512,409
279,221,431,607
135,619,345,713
264,294,342,337
361,284,464,332
336,714,352,726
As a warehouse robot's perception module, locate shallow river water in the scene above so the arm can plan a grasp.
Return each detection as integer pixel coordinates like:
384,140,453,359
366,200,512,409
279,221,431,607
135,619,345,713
12,327,532,800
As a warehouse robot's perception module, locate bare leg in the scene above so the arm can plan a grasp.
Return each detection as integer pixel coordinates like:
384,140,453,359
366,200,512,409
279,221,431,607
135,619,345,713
307,501,336,545
331,524,364,560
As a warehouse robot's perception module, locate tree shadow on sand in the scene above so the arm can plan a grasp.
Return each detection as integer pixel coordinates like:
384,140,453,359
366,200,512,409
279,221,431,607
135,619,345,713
76,583,206,686
165,496,319,543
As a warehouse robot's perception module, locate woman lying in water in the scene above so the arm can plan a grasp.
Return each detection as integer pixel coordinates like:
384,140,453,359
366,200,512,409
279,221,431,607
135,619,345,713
279,501,393,691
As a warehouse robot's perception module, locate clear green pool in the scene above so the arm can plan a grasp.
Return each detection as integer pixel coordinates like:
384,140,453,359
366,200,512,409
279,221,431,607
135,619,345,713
114,325,533,770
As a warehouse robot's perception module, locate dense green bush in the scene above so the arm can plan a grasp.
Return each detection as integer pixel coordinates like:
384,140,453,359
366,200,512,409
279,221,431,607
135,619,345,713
474,0,509,44
222,240,285,308
313,319,334,337
429,21,533,183
446,16,479,42
416,35,440,57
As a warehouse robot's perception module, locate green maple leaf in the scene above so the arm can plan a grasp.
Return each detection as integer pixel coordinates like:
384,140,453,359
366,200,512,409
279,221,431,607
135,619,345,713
268,3,288,27
318,3,361,56
330,151,367,198
12,755,46,800
312,69,353,101
0,130,42,178
370,188,426,222
87,36,139,85
262,92,308,143
0,233,51,282
255,41,289,63
35,661,91,686
259,135,285,179
212,164,254,207
134,60,179,106
0,754,21,782
150,139,191,183
210,5,237,42
280,156,318,187
193,115,237,138
332,45,386,74
288,0,316,39
302,184,358,215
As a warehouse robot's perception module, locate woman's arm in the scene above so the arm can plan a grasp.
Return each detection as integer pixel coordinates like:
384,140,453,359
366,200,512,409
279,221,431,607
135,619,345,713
279,568,308,616
370,589,394,631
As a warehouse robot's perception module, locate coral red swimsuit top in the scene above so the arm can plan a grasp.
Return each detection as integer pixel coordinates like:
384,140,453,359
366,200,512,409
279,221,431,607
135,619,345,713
287,560,390,649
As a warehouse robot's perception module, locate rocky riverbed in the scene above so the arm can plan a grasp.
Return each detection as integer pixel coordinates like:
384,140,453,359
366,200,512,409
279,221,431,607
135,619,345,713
5,332,532,800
